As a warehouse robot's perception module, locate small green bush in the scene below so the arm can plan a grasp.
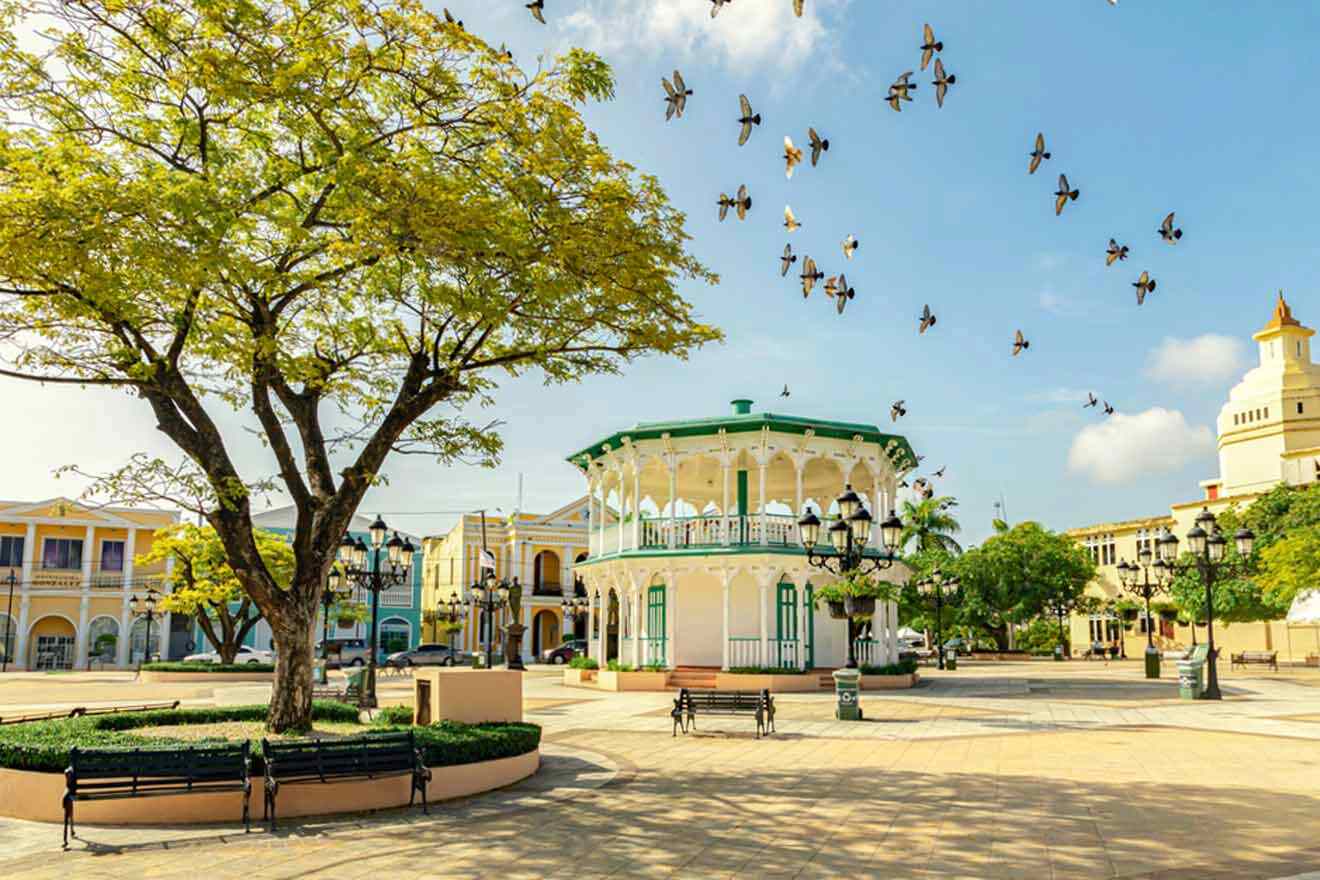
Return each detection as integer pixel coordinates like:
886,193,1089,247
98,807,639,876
725,666,807,675
642,662,667,672
605,660,634,672
568,656,598,670
373,705,415,726
859,659,918,676
405,721,541,767
142,661,276,673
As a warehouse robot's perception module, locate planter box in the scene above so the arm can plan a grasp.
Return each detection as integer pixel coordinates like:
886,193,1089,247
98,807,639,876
0,750,538,825
562,667,598,687
137,670,274,683
714,672,821,692
596,670,669,691
413,668,522,725
860,672,919,690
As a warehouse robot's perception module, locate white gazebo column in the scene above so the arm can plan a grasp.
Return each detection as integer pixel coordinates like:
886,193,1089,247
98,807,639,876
596,477,607,555
758,462,768,547
872,476,885,551
616,466,626,556
758,577,770,667
889,599,901,664
666,457,678,550
794,460,804,519
721,572,731,671
797,581,810,670
631,464,642,551
631,587,642,668
721,463,731,547
665,575,677,668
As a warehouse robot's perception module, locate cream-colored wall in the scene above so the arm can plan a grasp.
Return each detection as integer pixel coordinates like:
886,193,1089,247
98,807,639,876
676,569,723,668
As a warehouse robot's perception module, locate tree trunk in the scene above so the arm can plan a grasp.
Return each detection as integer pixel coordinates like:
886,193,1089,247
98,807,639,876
266,602,318,733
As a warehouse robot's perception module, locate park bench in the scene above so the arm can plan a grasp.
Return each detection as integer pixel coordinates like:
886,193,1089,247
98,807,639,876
1230,650,1278,671
311,677,362,704
62,742,252,848
260,730,430,829
671,688,775,739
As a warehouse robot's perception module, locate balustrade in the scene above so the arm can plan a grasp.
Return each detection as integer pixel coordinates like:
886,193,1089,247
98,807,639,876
727,637,762,668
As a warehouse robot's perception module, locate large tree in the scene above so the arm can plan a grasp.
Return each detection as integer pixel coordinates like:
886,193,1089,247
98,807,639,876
0,0,718,730
899,497,962,556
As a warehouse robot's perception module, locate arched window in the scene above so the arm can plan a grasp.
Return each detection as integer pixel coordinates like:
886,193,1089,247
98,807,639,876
379,617,411,654
129,616,163,664
533,550,562,591
0,613,15,666
86,616,120,664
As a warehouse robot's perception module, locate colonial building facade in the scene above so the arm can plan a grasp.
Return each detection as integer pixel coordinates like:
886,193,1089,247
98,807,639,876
1068,294,1320,662
570,399,916,671
0,498,179,670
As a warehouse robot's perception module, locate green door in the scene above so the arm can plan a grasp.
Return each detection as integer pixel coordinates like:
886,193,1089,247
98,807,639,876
776,582,798,667
804,584,815,668
646,585,667,665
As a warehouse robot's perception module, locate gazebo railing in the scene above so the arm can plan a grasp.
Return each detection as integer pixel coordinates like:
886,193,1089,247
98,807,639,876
634,513,805,552
640,636,667,667
728,637,761,668
853,638,881,667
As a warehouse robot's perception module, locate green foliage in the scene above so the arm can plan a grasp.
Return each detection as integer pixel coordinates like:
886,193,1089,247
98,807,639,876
1013,618,1068,655
860,659,918,676
898,547,960,635
642,662,668,672
812,572,897,608
725,667,808,675
1257,525,1320,605
568,656,598,670
605,660,634,672
899,497,963,556
399,721,541,769
141,661,275,673
372,705,416,726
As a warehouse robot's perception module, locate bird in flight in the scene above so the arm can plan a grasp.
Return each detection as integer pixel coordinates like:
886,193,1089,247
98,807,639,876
780,243,797,277
933,466,946,478
1084,392,1098,408
1028,133,1050,175
827,275,855,314
783,204,801,233
717,185,751,222
443,7,463,28
526,0,545,24
780,385,791,398
783,136,804,179
1105,239,1129,266
920,23,943,71
800,257,823,297
919,304,937,334
932,59,955,108
662,70,691,121
808,128,829,166
1159,212,1183,244
842,234,859,260
1133,271,1156,305
1012,329,1030,356
1103,401,1115,416
887,72,917,111
891,400,907,422
710,0,732,17
737,95,761,146
792,0,805,17
1054,174,1079,216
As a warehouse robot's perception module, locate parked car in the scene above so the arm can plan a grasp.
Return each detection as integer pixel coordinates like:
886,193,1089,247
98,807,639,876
386,644,470,667
183,644,274,664
316,637,371,667
542,639,588,665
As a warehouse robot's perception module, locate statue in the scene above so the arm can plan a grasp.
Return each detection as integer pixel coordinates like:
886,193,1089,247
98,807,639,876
504,578,527,671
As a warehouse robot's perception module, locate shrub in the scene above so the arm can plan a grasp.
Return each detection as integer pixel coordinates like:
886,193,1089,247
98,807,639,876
141,661,276,673
860,659,918,676
568,656,599,670
725,666,807,675
405,721,541,767
372,705,416,726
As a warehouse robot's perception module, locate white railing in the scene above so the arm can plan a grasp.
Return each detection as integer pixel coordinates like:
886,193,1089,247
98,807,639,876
728,637,762,668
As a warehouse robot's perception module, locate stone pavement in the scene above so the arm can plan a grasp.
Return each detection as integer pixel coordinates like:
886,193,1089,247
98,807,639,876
2,662,1320,878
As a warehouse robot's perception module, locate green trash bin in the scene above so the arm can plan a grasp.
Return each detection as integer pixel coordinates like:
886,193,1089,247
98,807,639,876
1177,644,1209,700
944,651,957,671
833,668,862,721
346,666,366,694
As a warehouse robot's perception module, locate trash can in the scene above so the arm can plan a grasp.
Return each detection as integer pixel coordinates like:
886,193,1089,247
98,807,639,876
346,666,366,695
1053,644,1065,662
312,658,328,685
945,651,957,671
1144,645,1161,680
833,668,862,721
1177,645,1209,700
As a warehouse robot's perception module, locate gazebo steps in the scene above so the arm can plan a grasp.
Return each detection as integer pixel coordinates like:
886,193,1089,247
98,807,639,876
666,668,718,690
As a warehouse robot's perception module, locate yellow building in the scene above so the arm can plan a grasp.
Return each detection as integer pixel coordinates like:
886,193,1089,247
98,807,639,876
420,500,591,663
0,498,179,670
1067,294,1320,663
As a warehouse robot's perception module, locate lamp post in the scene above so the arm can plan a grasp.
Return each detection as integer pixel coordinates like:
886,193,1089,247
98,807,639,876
1,568,16,673
1116,543,1173,679
431,591,467,650
320,568,352,662
469,574,510,669
336,516,415,709
1157,508,1255,701
130,586,162,667
915,568,961,670
797,484,904,670
561,595,589,649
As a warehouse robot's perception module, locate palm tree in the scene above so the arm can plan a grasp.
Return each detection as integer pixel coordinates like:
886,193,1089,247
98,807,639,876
899,497,963,556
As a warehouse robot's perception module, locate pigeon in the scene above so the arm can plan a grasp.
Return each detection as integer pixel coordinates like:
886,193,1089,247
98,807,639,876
842,234,859,260
780,243,797,277
734,185,751,220
808,127,829,165
780,385,791,398
1084,392,1098,408
497,43,514,61
1012,329,1030,356
526,0,545,24
662,70,691,121
793,0,805,16
919,304,937,334
443,7,463,28
891,400,907,422
783,204,800,233
1103,401,1115,416
824,275,840,298
1054,174,1079,216
932,59,955,108
710,0,732,17
939,499,958,510
933,466,946,478
717,194,733,222
887,73,917,111
1159,212,1183,244
916,454,926,463
1106,238,1129,266
912,478,933,500
1133,270,1156,305
828,275,855,314
783,136,804,179
800,257,823,297
898,479,909,489
920,23,943,71
1029,132,1050,175
737,94,761,146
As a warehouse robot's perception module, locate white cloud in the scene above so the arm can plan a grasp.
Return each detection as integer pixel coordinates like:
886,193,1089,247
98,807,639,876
1144,334,1247,387
560,0,843,73
1067,407,1214,484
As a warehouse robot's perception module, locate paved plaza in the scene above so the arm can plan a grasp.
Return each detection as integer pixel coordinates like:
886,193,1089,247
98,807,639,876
3,662,1320,878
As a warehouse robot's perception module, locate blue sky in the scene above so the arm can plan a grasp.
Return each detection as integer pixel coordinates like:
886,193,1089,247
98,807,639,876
13,0,1320,546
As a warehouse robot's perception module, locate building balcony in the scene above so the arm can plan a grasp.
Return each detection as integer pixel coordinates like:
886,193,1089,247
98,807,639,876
27,565,166,591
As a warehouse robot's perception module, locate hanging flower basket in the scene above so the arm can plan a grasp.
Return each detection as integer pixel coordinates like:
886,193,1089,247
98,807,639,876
1119,607,1140,622
827,600,848,620
845,595,877,617
336,616,356,628
1158,608,1179,622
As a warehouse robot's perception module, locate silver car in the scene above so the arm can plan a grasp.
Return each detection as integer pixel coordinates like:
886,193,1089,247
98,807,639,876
386,644,469,667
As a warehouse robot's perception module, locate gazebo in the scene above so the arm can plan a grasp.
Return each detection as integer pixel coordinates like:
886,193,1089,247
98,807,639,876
568,399,917,671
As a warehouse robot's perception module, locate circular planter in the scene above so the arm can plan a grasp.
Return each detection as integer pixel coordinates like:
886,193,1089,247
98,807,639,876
137,669,274,683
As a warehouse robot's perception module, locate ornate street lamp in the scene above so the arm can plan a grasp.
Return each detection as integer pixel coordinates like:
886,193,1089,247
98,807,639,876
1116,539,1173,679
337,517,415,708
130,586,162,667
915,568,961,670
320,567,354,662
470,574,513,670
431,591,467,648
1158,507,1254,700
1,568,16,673
797,484,904,669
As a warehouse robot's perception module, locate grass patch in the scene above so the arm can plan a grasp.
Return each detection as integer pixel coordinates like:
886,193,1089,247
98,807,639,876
141,661,275,673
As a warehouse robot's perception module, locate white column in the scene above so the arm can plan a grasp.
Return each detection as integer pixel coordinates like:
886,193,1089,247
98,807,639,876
721,574,731,671
758,579,769,667
15,595,31,669
587,483,597,557
617,468,626,556
75,596,90,669
81,525,95,588
122,527,137,591
665,578,677,668
797,583,809,670
666,458,678,550
638,585,649,665
521,601,532,662
889,600,901,664
21,523,36,585
116,597,132,667
872,476,884,550
721,464,731,547
758,463,768,547
794,461,804,518
631,588,642,668
631,465,642,552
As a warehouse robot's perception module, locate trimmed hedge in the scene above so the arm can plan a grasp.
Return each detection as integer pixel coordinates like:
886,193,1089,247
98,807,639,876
141,661,276,673
860,659,919,676
568,656,598,670
408,721,541,768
